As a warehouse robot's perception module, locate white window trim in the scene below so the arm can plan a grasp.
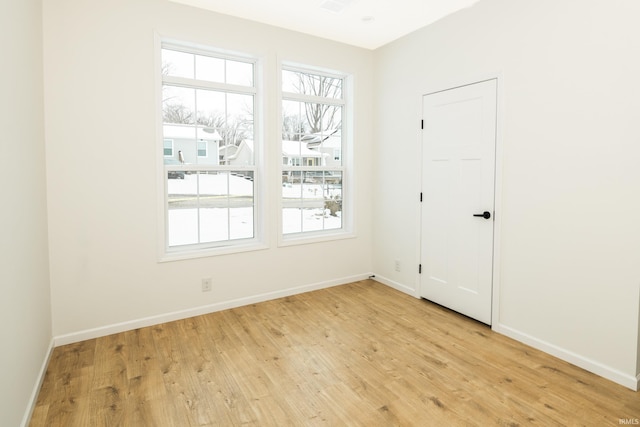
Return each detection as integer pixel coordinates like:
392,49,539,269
155,34,266,261
278,62,355,247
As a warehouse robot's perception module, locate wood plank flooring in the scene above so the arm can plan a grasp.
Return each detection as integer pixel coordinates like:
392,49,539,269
30,280,639,426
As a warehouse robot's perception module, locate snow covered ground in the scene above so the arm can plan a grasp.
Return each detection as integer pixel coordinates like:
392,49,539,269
167,172,253,196
167,173,342,246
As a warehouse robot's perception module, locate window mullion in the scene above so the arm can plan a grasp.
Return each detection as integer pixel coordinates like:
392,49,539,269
163,76,257,95
282,91,344,106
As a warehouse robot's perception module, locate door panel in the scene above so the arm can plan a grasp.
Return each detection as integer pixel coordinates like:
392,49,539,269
421,79,497,325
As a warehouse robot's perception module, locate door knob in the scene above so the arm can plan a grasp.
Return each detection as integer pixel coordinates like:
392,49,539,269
473,211,491,219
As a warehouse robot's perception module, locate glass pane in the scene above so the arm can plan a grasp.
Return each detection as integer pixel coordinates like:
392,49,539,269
282,171,302,234
305,185,325,233
323,171,342,230
229,171,254,239
199,171,229,243
197,138,219,165
163,85,195,125
282,69,300,94
283,100,341,142
293,171,324,234
321,105,342,135
282,69,342,99
302,207,323,232
282,140,302,166
302,102,339,134
226,60,254,86
199,207,228,243
282,100,305,141
282,170,342,234
195,54,224,83
282,171,302,195
162,125,197,164
167,171,198,246
196,89,225,127
227,93,254,156
196,171,255,243
321,75,342,99
282,208,302,234
316,124,342,168
227,93,253,124
162,49,194,79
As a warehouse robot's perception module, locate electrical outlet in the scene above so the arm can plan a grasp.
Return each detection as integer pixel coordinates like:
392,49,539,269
395,260,401,272
201,278,212,292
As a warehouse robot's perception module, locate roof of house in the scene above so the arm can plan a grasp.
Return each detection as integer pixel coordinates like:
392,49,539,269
163,124,223,141
282,140,324,158
224,140,326,160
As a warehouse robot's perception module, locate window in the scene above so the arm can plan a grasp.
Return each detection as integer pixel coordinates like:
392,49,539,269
281,66,347,237
197,140,207,158
161,43,258,253
163,139,174,157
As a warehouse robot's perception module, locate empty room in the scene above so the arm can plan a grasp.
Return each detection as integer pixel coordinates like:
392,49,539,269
2,0,639,425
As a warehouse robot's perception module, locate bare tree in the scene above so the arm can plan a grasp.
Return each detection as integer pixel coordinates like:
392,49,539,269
282,73,342,139
298,74,342,134
282,114,306,141
196,113,253,146
163,103,193,124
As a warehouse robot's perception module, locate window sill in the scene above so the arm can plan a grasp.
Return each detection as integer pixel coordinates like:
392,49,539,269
159,241,269,263
278,229,356,248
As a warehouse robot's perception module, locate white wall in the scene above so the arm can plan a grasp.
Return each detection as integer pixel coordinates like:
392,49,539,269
43,0,374,339
0,0,53,425
373,0,640,388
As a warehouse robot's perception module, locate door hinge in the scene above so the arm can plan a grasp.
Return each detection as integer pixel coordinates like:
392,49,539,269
419,264,422,274
421,119,424,129
420,192,423,202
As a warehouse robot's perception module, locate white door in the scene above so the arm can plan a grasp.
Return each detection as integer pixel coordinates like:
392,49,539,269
420,79,497,325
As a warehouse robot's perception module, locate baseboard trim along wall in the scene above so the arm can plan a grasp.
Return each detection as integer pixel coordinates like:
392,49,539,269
371,274,419,298
54,273,373,347
22,338,55,427
371,274,638,392
493,323,639,392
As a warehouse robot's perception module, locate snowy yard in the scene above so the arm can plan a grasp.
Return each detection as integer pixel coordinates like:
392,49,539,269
167,173,342,246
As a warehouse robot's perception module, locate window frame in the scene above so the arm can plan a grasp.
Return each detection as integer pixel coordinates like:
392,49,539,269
278,62,354,245
157,37,266,261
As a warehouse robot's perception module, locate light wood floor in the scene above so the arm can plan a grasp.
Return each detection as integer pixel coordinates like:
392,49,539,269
31,280,638,426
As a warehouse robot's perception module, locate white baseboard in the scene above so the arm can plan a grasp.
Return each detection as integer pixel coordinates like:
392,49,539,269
372,274,639,392
371,274,419,298
493,323,639,392
54,273,372,347
21,338,55,427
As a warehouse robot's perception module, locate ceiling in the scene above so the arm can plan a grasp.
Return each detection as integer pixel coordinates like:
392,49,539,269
169,0,481,50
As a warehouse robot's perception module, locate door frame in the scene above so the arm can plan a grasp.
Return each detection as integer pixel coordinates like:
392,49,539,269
417,74,504,328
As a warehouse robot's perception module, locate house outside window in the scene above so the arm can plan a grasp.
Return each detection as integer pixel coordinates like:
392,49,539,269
160,42,258,254
281,65,348,238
